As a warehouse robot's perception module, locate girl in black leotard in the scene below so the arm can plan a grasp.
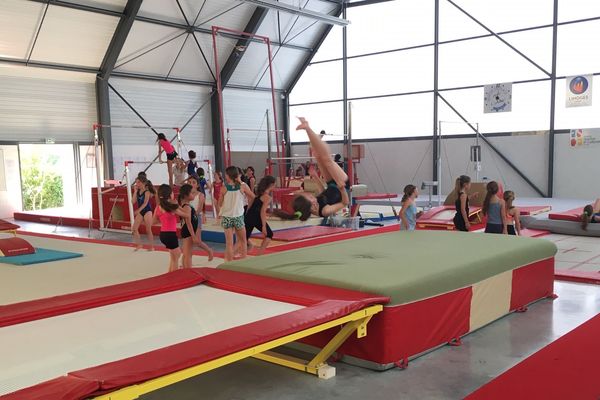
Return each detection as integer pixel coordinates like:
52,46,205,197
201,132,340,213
245,176,276,255
453,175,472,232
178,184,213,268
275,118,349,221
131,177,155,250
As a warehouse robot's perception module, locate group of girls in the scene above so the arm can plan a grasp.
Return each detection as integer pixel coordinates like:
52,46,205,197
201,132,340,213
131,170,214,271
452,175,521,235
150,118,355,266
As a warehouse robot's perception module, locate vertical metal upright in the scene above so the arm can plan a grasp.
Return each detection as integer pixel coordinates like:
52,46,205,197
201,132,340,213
342,3,351,184
548,0,559,198
432,0,440,194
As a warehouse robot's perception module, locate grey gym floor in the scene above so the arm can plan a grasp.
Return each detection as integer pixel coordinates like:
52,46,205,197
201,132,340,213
9,219,600,399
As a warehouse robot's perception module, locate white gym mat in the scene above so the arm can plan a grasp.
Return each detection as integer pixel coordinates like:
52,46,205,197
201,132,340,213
0,286,303,396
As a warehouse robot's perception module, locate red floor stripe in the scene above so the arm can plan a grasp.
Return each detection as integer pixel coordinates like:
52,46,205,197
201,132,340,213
466,312,600,400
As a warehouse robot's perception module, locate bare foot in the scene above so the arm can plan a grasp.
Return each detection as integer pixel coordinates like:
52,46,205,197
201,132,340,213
208,249,214,262
247,242,254,253
148,247,154,252
134,246,142,252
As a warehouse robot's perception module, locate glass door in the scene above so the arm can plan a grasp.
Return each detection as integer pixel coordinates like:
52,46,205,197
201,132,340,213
0,145,22,219
18,144,76,214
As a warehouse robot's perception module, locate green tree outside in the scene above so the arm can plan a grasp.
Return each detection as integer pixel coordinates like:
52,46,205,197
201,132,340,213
21,154,64,211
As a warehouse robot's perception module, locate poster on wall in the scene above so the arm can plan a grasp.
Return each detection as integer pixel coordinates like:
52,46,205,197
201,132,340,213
569,128,600,148
484,82,512,113
566,75,593,108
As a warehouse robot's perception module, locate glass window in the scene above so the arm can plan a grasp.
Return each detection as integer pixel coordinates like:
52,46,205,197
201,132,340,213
347,1,434,56
348,47,434,98
439,0,488,42
312,25,343,63
438,81,551,135
289,102,343,142
289,60,342,104
350,93,434,139
554,77,600,130
439,35,549,89
559,0,600,22
449,0,553,32
557,20,600,77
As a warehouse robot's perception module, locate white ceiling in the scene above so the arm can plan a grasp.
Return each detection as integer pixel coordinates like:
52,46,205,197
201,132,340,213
1,0,340,90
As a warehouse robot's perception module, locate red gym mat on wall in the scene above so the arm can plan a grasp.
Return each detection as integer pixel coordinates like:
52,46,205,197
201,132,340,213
465,312,600,400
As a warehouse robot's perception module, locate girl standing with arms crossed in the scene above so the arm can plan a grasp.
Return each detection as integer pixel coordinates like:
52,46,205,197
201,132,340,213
178,183,213,267
482,181,507,234
453,175,474,232
131,177,155,251
219,166,255,261
153,184,188,272
276,117,349,220
245,175,276,255
157,133,177,187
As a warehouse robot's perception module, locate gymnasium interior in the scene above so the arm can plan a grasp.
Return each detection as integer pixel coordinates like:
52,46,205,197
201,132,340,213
1,0,600,399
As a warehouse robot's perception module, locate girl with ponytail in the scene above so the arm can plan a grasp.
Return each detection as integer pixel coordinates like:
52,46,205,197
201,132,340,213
152,184,188,272
482,181,507,234
453,175,472,232
399,184,420,231
178,183,213,267
581,199,600,230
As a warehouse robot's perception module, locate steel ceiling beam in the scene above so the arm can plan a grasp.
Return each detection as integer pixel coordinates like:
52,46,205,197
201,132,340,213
134,16,312,53
239,0,349,26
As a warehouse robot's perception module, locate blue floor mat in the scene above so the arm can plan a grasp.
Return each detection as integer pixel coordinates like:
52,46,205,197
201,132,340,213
0,248,83,265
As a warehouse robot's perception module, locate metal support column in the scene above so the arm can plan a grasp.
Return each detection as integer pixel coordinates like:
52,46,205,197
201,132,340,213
432,0,440,194
342,3,350,184
548,0,559,197
95,0,143,180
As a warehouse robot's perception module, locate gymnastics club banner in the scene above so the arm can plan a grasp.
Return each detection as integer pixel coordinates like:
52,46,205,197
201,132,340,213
569,128,600,148
566,75,593,108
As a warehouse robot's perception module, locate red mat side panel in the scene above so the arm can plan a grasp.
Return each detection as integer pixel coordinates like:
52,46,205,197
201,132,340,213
518,205,551,216
0,219,20,231
510,258,555,311
353,193,397,200
0,237,35,256
0,376,99,400
548,207,583,222
554,269,600,285
301,287,472,365
519,228,550,238
465,312,600,400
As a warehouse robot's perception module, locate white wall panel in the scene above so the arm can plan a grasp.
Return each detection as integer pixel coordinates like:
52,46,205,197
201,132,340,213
0,0,45,60
554,133,600,200
30,5,119,68
61,0,127,12
291,133,549,198
0,66,96,142
223,88,283,152
109,78,212,150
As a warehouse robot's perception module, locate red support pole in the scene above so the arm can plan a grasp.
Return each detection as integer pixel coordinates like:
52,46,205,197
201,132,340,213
265,38,285,188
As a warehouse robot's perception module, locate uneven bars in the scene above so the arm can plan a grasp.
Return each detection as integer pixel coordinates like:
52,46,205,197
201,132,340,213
93,124,180,130
227,128,285,133
124,161,164,166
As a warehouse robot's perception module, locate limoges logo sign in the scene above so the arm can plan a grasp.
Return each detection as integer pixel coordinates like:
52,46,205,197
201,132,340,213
566,75,593,108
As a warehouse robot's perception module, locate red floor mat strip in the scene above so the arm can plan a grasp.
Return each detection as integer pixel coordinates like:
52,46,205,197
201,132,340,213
0,269,205,327
554,269,600,285
266,226,352,242
466,312,600,400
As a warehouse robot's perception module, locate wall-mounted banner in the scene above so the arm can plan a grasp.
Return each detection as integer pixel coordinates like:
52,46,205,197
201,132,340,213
566,75,593,108
570,128,600,148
